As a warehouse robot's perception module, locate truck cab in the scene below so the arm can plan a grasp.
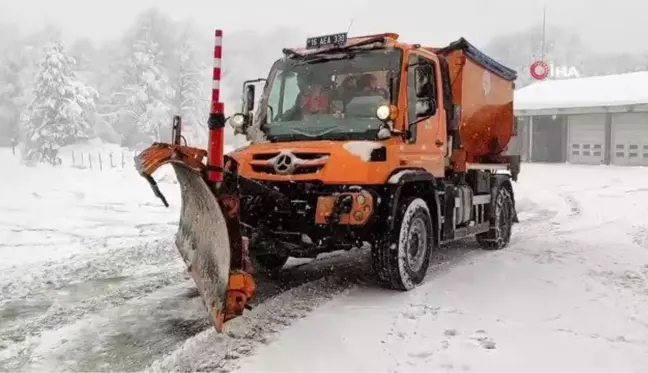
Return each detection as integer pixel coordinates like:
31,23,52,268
231,33,451,179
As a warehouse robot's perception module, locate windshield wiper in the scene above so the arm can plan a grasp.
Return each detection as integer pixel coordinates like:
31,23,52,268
290,127,341,137
268,129,379,142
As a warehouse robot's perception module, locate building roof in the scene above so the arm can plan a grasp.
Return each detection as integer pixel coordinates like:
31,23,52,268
514,71,648,111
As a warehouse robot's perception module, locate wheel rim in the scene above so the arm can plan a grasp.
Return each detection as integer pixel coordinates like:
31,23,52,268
406,217,428,273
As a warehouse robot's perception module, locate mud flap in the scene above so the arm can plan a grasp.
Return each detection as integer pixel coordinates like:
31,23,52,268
173,165,231,327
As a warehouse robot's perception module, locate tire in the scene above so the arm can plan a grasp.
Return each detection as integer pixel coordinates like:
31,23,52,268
476,187,514,250
372,197,434,290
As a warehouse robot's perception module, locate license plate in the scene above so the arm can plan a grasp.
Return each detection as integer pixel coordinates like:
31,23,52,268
306,32,348,49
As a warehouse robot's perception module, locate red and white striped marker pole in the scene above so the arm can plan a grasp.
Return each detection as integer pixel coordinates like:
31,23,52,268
207,29,225,183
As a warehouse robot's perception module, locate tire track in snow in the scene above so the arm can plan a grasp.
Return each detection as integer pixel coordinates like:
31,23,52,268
562,193,582,217
151,241,486,373
0,267,187,346
511,190,585,241
0,237,189,371
148,277,355,373
2,248,372,372
507,192,589,265
0,237,179,303
632,225,648,249
377,189,594,371
0,282,208,373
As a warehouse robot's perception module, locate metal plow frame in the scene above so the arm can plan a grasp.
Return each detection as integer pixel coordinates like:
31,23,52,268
135,142,256,332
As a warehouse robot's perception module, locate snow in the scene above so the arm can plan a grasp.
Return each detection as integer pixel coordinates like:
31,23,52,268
388,169,418,184
515,71,648,111
342,141,383,162
3,147,648,372
58,137,125,157
236,163,648,372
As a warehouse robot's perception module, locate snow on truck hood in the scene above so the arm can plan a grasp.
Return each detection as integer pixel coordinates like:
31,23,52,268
342,141,383,162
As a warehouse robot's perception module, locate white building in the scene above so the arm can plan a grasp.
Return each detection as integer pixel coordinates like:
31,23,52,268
513,71,648,166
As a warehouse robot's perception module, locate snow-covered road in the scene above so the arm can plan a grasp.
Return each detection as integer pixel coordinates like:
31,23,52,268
2,150,648,372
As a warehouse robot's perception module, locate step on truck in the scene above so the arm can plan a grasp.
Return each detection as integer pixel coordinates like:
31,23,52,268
135,31,521,333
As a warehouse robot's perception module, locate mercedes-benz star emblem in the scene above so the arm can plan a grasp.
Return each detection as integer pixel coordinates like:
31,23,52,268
272,152,297,175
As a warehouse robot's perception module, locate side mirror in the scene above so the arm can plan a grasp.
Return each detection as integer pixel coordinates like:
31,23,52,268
244,85,255,112
228,113,249,135
240,78,267,113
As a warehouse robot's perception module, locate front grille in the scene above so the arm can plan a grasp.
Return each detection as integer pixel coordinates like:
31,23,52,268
250,151,329,175
251,164,325,175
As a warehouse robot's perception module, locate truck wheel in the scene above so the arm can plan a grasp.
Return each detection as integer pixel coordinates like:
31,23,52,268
372,197,434,291
251,251,289,274
476,187,514,250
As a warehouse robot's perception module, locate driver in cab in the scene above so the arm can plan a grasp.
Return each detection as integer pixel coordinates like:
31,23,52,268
331,73,388,119
281,72,333,121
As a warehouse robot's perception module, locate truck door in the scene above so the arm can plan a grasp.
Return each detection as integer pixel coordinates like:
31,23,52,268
400,53,446,177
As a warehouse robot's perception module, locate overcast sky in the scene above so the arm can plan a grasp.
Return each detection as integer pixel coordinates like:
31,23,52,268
1,0,646,53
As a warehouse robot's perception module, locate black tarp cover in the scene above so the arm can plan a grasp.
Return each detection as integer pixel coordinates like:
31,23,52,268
438,37,518,82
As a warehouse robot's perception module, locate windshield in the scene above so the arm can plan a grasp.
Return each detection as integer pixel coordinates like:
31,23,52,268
260,48,402,141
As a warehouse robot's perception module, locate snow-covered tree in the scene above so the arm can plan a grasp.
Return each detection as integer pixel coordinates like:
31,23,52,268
172,23,209,146
107,12,174,148
68,38,100,85
0,46,30,145
22,40,98,161
127,38,172,141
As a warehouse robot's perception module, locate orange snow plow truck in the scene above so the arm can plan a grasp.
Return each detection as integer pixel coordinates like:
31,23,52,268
135,32,521,332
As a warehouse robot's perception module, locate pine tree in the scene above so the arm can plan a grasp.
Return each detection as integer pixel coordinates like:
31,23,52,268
127,38,172,141
173,25,209,146
22,40,98,162
0,49,28,144
110,19,173,148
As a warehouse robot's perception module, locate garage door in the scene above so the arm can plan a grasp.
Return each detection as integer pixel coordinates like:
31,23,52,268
568,114,606,165
611,113,648,166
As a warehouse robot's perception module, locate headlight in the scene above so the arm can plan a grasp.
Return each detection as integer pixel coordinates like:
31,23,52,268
376,105,391,121
229,114,246,130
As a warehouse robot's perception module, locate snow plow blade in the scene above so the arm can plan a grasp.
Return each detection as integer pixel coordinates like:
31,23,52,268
135,143,256,333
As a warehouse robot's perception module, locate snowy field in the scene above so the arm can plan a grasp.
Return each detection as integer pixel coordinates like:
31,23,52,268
2,146,648,372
